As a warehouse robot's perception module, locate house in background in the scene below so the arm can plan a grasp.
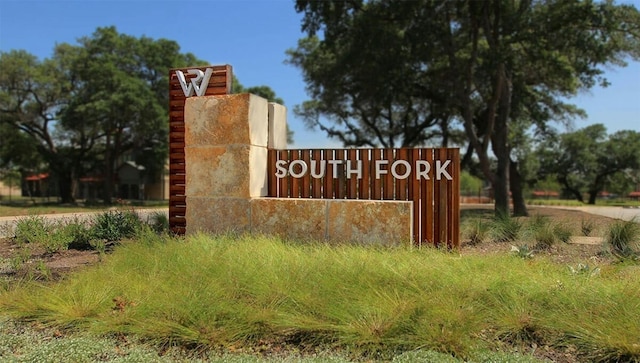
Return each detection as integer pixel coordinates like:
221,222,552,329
21,161,169,202
117,161,169,201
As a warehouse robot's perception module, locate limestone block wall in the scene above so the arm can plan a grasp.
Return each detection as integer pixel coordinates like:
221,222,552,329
184,93,413,244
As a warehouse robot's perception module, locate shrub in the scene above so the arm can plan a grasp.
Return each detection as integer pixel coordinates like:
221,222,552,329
463,219,490,245
91,210,142,242
146,211,169,234
553,223,573,244
61,221,93,250
605,219,640,260
490,213,522,242
581,219,595,236
14,215,50,244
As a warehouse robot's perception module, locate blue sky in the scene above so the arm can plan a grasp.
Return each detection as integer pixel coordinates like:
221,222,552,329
1,0,638,149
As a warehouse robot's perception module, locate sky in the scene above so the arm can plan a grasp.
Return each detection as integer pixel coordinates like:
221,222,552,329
0,0,638,149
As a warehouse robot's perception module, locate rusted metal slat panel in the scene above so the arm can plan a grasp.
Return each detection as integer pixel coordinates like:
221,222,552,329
372,149,382,200
360,149,371,200
382,149,394,200
449,148,460,248
169,65,232,235
396,148,409,201
346,149,358,199
324,149,334,198
277,150,289,197
311,149,323,198
410,149,421,245
301,149,311,198
422,148,434,245
268,149,277,197
290,149,302,198
334,149,346,199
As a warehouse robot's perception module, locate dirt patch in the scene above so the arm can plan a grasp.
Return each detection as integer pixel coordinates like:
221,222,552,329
460,205,618,265
0,205,623,281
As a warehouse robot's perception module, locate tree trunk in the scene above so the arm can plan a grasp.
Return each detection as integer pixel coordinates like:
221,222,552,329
493,156,510,216
57,169,75,204
509,159,528,216
588,191,597,205
103,132,112,205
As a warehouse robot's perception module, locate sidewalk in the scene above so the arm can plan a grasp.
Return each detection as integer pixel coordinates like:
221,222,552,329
548,205,640,222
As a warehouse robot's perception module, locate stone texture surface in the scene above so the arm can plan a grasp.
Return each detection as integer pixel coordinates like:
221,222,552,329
185,145,251,198
185,94,268,147
327,200,413,245
249,146,268,197
268,102,288,149
251,198,326,240
186,197,250,234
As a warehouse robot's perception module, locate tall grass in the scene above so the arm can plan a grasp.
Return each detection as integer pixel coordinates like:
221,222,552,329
0,234,639,361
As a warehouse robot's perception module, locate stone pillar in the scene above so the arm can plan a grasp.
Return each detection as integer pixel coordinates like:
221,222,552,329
184,94,275,234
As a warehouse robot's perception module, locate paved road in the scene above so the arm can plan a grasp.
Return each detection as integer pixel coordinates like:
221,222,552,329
0,208,168,238
556,205,640,222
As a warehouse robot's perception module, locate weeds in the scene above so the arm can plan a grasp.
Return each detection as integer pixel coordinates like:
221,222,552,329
490,213,522,242
91,210,142,242
463,219,490,245
605,219,640,261
581,219,595,236
14,214,50,244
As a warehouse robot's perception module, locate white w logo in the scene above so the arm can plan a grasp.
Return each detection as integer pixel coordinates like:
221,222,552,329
175,68,213,97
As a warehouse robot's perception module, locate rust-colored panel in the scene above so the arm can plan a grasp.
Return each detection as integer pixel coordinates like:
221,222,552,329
290,149,302,198
410,149,421,245
396,148,409,200
347,149,358,198
324,149,334,198
301,149,311,198
278,150,289,197
311,149,322,198
360,149,370,199
169,65,232,234
335,149,345,199
372,149,382,200
449,148,460,249
422,148,434,245
268,149,277,197
383,149,394,200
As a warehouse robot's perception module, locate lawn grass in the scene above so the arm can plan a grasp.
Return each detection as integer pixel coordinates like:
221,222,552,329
1,232,638,362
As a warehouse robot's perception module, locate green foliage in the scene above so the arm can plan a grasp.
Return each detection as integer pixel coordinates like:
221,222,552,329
462,219,490,245
14,215,50,245
490,214,522,242
2,235,638,361
538,125,640,205
581,219,596,237
145,211,169,234
460,171,484,197
552,223,573,244
605,220,640,261
510,245,534,259
91,210,142,242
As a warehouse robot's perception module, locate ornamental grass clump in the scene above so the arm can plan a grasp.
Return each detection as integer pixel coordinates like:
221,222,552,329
605,219,640,261
490,213,522,242
91,210,142,242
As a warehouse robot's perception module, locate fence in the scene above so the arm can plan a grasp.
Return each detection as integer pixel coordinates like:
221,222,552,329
267,148,460,247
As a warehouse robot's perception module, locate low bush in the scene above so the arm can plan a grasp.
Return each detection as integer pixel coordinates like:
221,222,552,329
91,210,142,242
605,219,640,261
490,213,522,242
14,215,50,245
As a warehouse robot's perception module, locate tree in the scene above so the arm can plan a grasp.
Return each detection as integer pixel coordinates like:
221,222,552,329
538,125,640,204
1,28,207,204
0,49,79,202
290,0,640,216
